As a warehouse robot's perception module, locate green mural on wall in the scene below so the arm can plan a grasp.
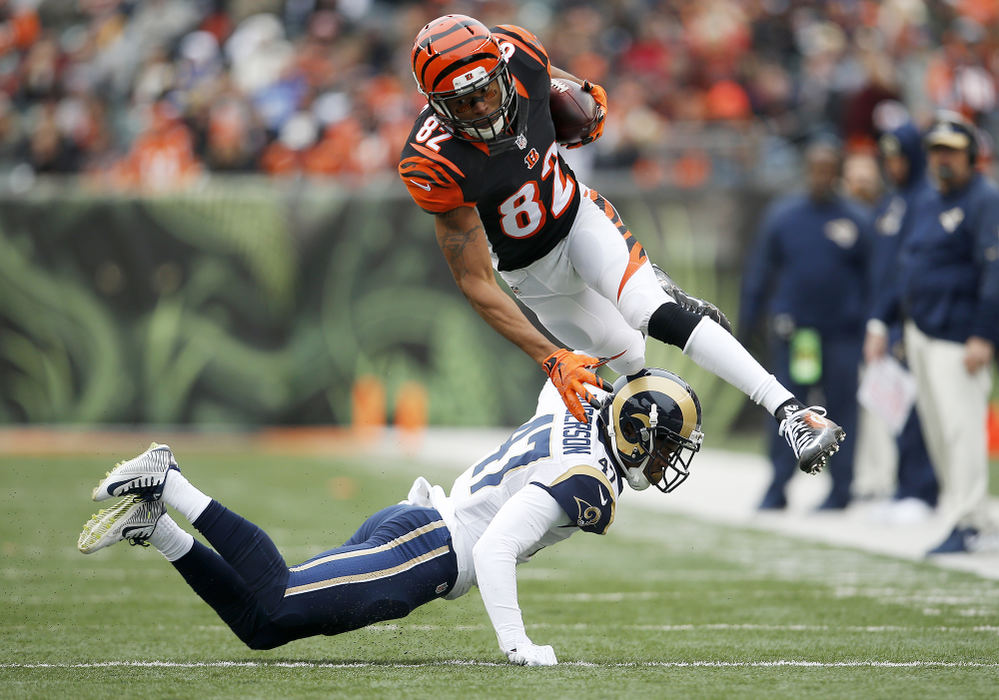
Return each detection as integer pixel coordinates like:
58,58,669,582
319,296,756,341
0,181,755,430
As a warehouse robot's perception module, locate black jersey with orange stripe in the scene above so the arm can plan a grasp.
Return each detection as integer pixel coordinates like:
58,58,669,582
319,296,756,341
399,25,581,272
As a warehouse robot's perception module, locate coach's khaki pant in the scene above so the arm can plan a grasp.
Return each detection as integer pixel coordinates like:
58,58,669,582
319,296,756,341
904,321,994,532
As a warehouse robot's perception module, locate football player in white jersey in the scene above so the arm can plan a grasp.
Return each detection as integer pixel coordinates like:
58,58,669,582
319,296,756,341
79,369,703,666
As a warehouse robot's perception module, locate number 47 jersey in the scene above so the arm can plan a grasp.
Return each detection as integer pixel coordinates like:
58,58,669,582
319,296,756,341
441,380,625,597
398,24,581,272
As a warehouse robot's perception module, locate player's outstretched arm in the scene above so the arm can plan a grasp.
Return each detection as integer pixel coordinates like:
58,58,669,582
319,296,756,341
435,207,608,420
472,485,568,666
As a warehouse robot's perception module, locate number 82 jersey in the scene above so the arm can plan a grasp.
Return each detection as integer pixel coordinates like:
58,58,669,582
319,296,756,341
398,24,581,272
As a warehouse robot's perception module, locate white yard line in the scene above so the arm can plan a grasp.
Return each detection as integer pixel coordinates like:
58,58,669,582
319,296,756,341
3,660,999,669
366,622,999,634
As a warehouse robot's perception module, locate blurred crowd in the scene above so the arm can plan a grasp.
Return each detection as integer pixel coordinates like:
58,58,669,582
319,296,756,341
2,0,999,191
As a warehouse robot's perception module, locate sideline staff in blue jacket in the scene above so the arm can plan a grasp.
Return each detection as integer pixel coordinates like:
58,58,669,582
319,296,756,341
741,139,873,510
862,122,939,518
866,112,999,554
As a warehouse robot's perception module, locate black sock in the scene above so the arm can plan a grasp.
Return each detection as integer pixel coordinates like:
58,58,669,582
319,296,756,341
775,399,803,421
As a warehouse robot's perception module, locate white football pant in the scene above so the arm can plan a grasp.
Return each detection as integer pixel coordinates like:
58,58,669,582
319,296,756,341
498,187,671,376
904,321,995,532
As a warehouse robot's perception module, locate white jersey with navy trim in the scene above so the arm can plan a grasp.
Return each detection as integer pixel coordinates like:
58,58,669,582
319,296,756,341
417,380,625,600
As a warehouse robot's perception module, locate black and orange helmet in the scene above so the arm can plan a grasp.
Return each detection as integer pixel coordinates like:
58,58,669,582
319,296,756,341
411,15,522,148
600,369,704,493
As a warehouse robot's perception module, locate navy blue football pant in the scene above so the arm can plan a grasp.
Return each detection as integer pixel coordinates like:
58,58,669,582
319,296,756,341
171,501,458,649
894,405,938,504
886,327,938,505
763,332,861,508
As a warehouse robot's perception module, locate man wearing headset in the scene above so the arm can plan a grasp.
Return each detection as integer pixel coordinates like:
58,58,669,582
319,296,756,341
865,112,999,554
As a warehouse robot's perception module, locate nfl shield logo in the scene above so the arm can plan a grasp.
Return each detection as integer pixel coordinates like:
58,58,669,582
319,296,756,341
515,134,528,150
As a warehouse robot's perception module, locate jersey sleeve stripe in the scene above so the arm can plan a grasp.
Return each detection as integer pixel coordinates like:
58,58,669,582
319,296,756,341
411,142,466,180
513,76,529,99
400,157,452,188
549,464,616,497
495,25,549,65
404,185,473,214
497,33,546,68
398,165,473,213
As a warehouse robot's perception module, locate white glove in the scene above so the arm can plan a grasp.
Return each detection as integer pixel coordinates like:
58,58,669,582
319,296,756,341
506,642,558,666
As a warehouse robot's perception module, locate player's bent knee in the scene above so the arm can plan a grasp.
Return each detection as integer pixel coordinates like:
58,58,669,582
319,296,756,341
239,618,295,650
647,301,701,348
243,629,285,650
607,345,646,376
617,285,671,332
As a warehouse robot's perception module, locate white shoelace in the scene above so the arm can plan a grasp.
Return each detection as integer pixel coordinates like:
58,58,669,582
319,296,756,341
780,406,827,456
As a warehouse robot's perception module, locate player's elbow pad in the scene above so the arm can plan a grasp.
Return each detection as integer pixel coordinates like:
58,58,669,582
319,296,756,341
647,301,702,348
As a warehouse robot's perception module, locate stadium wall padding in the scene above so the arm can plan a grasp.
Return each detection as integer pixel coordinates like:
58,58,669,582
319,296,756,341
0,179,763,428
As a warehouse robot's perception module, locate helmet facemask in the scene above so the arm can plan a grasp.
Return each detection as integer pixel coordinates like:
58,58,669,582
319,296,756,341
614,403,703,493
426,63,519,144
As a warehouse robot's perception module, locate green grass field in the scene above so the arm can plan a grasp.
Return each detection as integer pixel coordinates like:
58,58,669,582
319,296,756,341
3,448,999,699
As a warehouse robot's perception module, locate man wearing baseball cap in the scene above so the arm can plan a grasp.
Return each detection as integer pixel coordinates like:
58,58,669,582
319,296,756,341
865,111,999,554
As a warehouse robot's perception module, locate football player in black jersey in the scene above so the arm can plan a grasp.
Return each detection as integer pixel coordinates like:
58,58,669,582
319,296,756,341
399,14,845,477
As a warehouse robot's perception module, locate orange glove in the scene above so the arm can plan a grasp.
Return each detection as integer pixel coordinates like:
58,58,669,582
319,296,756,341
567,81,607,149
542,349,613,422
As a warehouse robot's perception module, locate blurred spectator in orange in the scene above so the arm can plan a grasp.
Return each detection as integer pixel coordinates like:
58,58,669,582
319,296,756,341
0,0,995,187
302,116,361,177
260,110,317,177
0,4,39,56
110,100,202,190
705,80,752,122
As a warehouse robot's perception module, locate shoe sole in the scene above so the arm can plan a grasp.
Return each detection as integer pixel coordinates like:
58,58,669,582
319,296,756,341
78,496,146,554
800,426,847,475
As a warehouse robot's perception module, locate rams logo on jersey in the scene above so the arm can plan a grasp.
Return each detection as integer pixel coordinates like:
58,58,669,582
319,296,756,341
940,207,964,233
573,496,601,528
824,218,859,248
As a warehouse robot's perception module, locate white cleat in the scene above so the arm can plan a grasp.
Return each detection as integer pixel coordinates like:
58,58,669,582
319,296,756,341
92,443,178,502
78,496,165,554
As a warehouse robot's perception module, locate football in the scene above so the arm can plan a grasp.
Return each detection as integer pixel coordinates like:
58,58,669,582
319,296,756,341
549,79,602,147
